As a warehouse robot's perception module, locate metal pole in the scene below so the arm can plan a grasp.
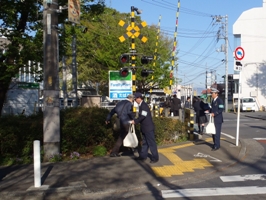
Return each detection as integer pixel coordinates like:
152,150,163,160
236,70,241,146
225,15,228,113
72,29,78,107
34,140,41,187
62,56,67,108
43,0,60,161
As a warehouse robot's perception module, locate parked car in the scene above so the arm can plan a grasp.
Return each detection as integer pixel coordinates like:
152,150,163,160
234,97,256,112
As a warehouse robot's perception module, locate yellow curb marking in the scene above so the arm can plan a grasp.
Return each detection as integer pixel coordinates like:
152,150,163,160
152,138,216,177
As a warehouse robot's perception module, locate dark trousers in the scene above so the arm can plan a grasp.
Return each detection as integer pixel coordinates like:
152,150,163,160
173,109,179,116
212,122,222,148
139,130,159,161
111,123,130,154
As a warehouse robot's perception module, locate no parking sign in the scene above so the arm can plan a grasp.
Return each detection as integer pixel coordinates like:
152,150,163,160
234,47,245,60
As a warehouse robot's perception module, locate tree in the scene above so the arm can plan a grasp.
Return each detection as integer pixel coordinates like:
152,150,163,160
0,0,106,115
61,7,175,96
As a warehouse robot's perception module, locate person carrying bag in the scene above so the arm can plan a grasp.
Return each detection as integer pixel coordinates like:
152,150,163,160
205,115,216,134
123,124,138,148
105,95,134,157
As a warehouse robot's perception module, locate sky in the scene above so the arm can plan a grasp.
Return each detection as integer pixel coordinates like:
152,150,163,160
106,0,263,90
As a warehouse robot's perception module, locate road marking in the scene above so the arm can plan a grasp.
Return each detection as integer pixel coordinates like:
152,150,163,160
204,131,235,139
223,119,253,122
253,138,266,140
221,132,235,139
161,186,266,198
194,152,222,162
220,174,266,182
151,139,213,177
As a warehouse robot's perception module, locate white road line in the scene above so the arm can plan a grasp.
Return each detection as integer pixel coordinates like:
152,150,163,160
221,132,235,139
204,132,235,139
220,174,266,182
254,138,266,140
161,186,266,198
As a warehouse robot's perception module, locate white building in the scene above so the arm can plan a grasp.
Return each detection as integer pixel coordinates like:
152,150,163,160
233,0,266,111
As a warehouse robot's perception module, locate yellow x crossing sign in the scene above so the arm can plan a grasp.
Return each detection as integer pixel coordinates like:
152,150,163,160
118,20,148,43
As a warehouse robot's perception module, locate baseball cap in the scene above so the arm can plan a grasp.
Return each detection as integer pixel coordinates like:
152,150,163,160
134,92,143,99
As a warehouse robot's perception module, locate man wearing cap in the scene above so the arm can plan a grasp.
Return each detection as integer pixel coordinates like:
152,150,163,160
210,88,224,151
131,92,159,164
106,94,135,157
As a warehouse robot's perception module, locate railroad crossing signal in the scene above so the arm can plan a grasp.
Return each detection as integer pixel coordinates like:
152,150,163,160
120,54,130,64
119,68,129,77
118,20,148,43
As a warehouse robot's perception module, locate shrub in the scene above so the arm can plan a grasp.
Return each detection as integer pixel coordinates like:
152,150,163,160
0,107,188,165
92,146,107,157
70,152,80,160
49,153,63,162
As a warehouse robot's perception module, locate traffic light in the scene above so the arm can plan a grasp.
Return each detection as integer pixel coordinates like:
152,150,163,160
119,68,129,77
141,56,153,64
119,54,130,64
141,69,154,77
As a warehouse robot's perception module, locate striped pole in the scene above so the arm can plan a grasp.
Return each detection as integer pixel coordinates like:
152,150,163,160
170,0,180,90
130,6,136,95
150,15,162,94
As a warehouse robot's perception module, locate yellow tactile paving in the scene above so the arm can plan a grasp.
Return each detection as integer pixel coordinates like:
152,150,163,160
151,138,219,177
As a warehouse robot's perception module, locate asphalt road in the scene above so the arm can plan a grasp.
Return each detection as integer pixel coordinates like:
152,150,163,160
124,112,266,200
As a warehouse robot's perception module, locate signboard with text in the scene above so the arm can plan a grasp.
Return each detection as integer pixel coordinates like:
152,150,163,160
109,71,132,100
68,0,80,24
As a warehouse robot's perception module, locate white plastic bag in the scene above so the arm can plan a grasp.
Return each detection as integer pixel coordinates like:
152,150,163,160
205,115,216,134
123,124,138,148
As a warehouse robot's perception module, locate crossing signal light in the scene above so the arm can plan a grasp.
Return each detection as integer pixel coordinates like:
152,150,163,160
141,69,154,77
119,68,129,77
120,54,129,64
141,56,153,64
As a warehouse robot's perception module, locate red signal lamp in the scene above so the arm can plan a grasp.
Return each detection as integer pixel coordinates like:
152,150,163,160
119,68,129,77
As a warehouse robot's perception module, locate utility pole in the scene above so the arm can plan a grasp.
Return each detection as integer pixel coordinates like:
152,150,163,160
43,0,60,161
71,28,78,107
214,15,228,112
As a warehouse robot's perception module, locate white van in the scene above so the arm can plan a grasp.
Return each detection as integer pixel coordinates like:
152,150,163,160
234,97,256,112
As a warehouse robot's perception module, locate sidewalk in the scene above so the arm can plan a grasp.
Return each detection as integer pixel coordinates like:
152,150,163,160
1,131,261,200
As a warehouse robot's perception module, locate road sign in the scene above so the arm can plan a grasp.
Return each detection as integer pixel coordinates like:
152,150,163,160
118,20,148,43
109,71,132,100
234,46,245,60
68,0,80,24
234,61,243,71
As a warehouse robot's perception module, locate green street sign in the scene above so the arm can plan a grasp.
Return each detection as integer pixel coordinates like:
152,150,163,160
109,71,132,100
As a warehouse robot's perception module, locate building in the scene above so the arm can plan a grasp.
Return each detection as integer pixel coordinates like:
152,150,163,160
233,0,266,111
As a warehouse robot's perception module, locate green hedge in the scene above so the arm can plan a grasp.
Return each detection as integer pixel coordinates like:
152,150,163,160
0,107,188,165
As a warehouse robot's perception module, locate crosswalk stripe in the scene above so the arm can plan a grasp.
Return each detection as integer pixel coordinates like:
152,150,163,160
161,186,266,198
220,174,266,182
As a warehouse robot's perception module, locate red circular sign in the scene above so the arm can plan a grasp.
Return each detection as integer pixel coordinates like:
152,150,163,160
234,47,245,60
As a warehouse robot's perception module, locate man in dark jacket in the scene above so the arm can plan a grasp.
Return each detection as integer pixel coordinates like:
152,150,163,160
172,94,181,116
106,94,134,157
210,88,224,151
184,97,191,108
131,92,159,164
